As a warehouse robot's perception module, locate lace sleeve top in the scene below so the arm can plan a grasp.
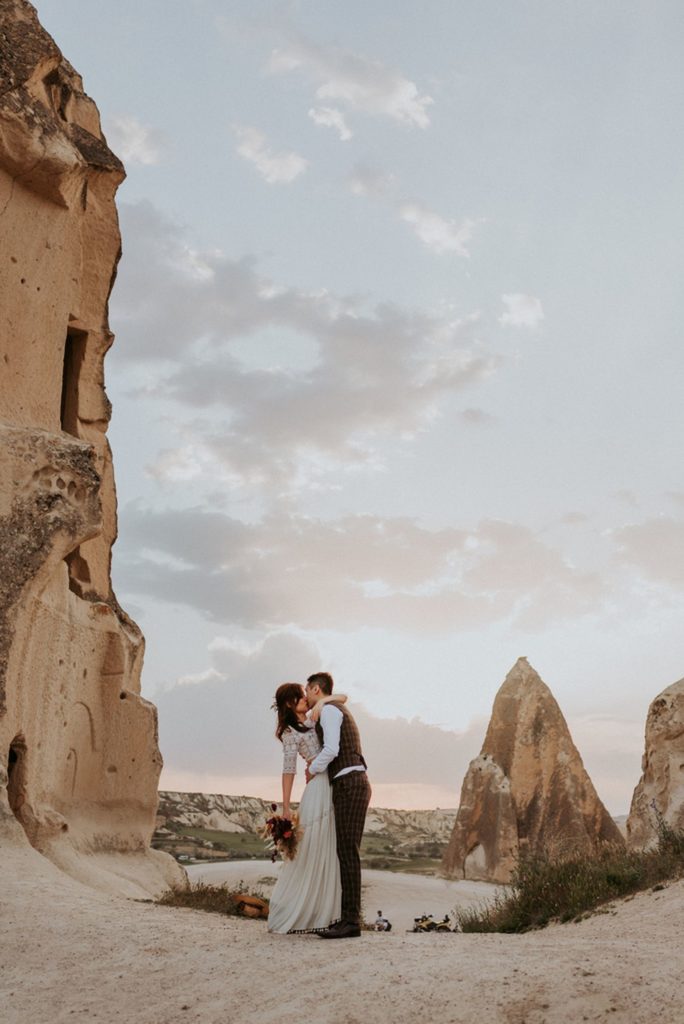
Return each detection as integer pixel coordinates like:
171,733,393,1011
281,724,323,775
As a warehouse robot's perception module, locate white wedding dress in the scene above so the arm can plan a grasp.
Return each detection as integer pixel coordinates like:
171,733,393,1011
267,723,341,934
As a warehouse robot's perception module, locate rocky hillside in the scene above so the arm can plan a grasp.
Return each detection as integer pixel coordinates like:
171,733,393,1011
157,792,274,835
365,806,457,845
155,791,456,866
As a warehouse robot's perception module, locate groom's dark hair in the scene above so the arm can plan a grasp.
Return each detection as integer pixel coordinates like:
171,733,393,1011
307,671,333,695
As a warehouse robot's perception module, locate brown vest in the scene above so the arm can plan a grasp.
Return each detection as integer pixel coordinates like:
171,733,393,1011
315,702,367,780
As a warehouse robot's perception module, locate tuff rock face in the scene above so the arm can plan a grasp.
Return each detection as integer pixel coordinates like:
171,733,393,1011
0,0,183,896
442,658,623,883
626,677,684,849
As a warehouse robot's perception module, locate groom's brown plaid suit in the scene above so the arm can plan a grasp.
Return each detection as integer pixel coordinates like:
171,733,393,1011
316,702,371,926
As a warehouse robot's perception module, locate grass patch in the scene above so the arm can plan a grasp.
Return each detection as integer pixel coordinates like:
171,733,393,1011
154,826,270,860
157,881,269,918
457,820,684,934
173,827,268,856
361,833,447,875
363,855,443,875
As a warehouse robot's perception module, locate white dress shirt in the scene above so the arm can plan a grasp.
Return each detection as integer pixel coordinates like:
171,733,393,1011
308,704,366,779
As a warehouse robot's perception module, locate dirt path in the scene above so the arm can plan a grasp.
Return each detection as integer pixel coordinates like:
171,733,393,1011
2,850,682,1024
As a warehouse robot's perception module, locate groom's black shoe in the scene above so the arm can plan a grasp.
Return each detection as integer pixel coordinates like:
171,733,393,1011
319,920,361,939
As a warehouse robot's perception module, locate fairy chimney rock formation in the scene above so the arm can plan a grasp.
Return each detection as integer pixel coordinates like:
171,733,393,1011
626,676,684,849
0,0,183,896
442,658,623,883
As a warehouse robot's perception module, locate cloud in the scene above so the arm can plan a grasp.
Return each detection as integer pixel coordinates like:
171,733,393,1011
347,164,395,198
267,38,433,129
105,115,164,165
399,203,476,256
568,713,645,814
308,105,352,141
459,407,496,426
154,631,483,802
234,124,308,183
498,293,544,329
613,489,639,509
560,512,589,525
156,314,494,488
613,517,684,585
112,201,264,361
349,174,478,261
347,166,478,260
111,201,498,489
116,507,605,634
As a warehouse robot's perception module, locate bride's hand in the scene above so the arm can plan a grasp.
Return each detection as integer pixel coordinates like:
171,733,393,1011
283,804,291,820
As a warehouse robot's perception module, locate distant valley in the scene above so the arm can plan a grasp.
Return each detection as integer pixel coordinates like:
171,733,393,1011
154,791,458,873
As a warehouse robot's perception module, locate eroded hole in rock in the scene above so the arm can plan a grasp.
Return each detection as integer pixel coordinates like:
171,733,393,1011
42,68,71,120
65,547,91,598
7,735,27,821
464,843,486,877
60,326,87,436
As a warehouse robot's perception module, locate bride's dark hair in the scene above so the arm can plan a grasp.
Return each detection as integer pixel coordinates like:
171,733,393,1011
273,683,309,741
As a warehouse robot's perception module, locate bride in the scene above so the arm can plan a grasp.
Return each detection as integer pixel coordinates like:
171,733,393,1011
267,683,342,934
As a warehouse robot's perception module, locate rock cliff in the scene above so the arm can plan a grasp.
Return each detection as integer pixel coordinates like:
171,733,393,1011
0,0,182,896
626,677,684,849
442,658,623,883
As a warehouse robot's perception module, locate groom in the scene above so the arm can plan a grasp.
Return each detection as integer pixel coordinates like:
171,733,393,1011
305,671,371,939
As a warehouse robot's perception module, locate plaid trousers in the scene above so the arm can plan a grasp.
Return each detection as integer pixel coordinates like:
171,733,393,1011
332,770,371,925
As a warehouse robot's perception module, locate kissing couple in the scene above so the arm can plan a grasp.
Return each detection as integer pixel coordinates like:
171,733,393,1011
267,672,371,938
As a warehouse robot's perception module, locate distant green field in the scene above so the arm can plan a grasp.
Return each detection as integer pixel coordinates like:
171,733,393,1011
175,827,269,858
360,834,397,855
360,833,446,867
362,856,443,875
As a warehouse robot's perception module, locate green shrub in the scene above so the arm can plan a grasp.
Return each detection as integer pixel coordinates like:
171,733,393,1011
456,822,684,934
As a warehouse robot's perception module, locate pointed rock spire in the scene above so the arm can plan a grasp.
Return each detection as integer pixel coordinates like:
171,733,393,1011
443,659,623,883
626,676,684,849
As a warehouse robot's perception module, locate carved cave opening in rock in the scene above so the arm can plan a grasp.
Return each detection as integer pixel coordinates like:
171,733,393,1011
61,326,95,597
7,735,27,822
66,547,91,598
60,326,87,437
42,68,70,122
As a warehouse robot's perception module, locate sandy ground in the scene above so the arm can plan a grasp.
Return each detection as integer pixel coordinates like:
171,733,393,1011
189,859,498,932
2,849,683,1024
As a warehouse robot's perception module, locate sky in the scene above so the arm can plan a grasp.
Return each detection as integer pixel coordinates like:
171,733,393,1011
36,1,684,811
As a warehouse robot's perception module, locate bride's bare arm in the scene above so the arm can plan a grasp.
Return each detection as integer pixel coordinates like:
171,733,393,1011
281,772,295,819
